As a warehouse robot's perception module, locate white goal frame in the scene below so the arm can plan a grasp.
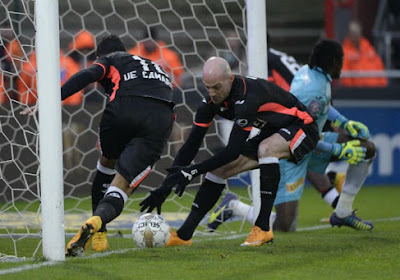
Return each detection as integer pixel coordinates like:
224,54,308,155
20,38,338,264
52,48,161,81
36,0,65,261
28,0,267,262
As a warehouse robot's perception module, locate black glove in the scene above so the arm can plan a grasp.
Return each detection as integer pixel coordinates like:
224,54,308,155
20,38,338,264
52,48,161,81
139,184,172,214
165,166,199,197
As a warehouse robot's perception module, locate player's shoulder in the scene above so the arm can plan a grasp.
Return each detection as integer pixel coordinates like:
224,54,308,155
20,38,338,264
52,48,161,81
291,65,328,95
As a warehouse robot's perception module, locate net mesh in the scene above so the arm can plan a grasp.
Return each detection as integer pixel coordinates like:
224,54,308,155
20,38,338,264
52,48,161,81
0,0,254,260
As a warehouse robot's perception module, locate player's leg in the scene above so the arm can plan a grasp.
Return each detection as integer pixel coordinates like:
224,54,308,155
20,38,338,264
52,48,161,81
307,132,341,208
330,133,376,230
241,122,318,246
273,158,309,232
91,155,117,252
241,133,288,246
168,155,258,245
66,98,174,256
274,201,299,232
307,171,339,208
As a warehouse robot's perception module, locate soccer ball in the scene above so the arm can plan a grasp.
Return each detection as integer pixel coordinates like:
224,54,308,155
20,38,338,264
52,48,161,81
132,213,171,248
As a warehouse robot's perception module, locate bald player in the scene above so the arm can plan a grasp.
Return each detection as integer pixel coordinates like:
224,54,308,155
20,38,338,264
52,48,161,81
140,56,319,246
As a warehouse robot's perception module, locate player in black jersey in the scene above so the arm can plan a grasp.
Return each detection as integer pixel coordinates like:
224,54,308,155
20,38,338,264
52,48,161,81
61,35,175,256
140,56,319,247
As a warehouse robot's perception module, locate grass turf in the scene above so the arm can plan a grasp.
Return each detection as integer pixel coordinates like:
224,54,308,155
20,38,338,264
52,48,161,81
0,185,399,279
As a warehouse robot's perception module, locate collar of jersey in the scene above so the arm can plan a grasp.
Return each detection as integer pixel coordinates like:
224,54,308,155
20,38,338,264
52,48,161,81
312,66,332,82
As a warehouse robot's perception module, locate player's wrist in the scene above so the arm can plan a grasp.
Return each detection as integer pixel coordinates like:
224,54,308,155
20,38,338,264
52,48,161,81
331,143,343,157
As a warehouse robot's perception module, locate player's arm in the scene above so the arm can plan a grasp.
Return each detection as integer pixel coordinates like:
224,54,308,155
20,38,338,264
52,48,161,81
163,123,250,197
172,124,208,167
61,64,105,100
140,101,215,213
328,106,370,139
20,63,106,116
316,139,366,165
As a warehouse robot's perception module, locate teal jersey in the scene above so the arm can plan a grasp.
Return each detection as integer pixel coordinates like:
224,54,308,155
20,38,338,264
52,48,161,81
290,65,332,135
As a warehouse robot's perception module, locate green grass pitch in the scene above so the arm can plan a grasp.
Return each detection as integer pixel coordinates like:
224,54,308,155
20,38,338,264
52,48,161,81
1,185,400,279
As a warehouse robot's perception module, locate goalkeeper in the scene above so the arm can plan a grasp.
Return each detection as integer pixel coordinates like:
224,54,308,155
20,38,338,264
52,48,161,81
140,40,374,247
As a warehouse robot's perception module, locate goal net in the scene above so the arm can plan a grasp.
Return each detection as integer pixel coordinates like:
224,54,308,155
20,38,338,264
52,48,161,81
0,0,256,260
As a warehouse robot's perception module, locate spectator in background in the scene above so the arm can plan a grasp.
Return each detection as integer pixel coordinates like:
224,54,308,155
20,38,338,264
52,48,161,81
67,30,96,70
128,27,184,88
0,32,24,104
341,20,388,87
17,50,81,105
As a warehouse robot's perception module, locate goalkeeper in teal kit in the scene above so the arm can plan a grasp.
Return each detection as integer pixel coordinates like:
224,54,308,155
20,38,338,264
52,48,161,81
272,50,375,231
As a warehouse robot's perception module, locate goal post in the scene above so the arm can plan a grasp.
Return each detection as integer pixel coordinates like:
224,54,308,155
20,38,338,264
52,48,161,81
35,0,65,261
0,0,268,261
246,0,268,224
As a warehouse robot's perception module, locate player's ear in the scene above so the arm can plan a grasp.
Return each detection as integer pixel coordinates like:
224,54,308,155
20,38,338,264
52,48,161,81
229,74,235,83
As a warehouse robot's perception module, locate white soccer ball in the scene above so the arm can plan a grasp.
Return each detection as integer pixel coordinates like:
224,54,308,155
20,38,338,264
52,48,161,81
132,213,171,248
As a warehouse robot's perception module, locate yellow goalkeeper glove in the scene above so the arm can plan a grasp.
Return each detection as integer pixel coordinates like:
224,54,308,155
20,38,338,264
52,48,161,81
343,120,370,139
332,140,366,165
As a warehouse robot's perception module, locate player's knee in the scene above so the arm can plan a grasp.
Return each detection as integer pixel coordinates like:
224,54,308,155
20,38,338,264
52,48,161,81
273,216,296,232
258,142,273,158
364,140,376,160
274,200,299,232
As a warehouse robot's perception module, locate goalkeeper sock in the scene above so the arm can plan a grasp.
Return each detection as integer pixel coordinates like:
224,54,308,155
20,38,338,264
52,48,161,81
335,159,372,218
92,162,116,213
177,179,225,240
254,158,280,231
321,187,340,208
94,186,127,230
230,199,252,221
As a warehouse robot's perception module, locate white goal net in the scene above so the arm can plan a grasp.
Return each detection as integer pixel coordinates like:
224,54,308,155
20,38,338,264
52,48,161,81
0,0,256,260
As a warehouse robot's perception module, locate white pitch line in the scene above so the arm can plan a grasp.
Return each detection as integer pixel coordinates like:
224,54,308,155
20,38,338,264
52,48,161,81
1,216,399,276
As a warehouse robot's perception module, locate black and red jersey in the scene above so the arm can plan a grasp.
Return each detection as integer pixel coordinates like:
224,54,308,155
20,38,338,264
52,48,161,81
95,51,173,102
61,51,174,104
174,75,314,174
195,75,313,131
267,48,301,91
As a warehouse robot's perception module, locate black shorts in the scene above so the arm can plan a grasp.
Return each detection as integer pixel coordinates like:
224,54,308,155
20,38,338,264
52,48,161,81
240,120,319,164
99,96,174,188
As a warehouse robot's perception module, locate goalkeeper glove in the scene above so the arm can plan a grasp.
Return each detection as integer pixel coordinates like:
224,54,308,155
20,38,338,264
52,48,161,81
333,116,370,140
139,183,172,214
343,120,370,139
165,166,199,197
332,140,366,165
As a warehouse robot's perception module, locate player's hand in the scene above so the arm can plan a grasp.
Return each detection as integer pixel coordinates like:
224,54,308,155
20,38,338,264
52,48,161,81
332,140,366,165
344,120,370,139
165,166,199,197
20,105,38,116
139,184,172,214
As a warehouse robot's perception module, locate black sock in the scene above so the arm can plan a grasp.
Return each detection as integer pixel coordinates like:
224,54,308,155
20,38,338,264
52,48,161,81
331,196,339,208
92,170,114,213
255,163,280,231
177,179,225,240
94,192,124,231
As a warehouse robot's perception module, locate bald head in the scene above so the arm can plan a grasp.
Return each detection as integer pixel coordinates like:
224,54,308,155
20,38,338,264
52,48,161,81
202,57,232,84
202,57,234,104
348,21,362,48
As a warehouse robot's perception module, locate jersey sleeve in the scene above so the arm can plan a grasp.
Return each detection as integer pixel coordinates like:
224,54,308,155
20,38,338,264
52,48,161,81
61,64,105,100
190,96,254,174
92,56,111,80
193,98,216,128
191,124,250,174
172,99,216,167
